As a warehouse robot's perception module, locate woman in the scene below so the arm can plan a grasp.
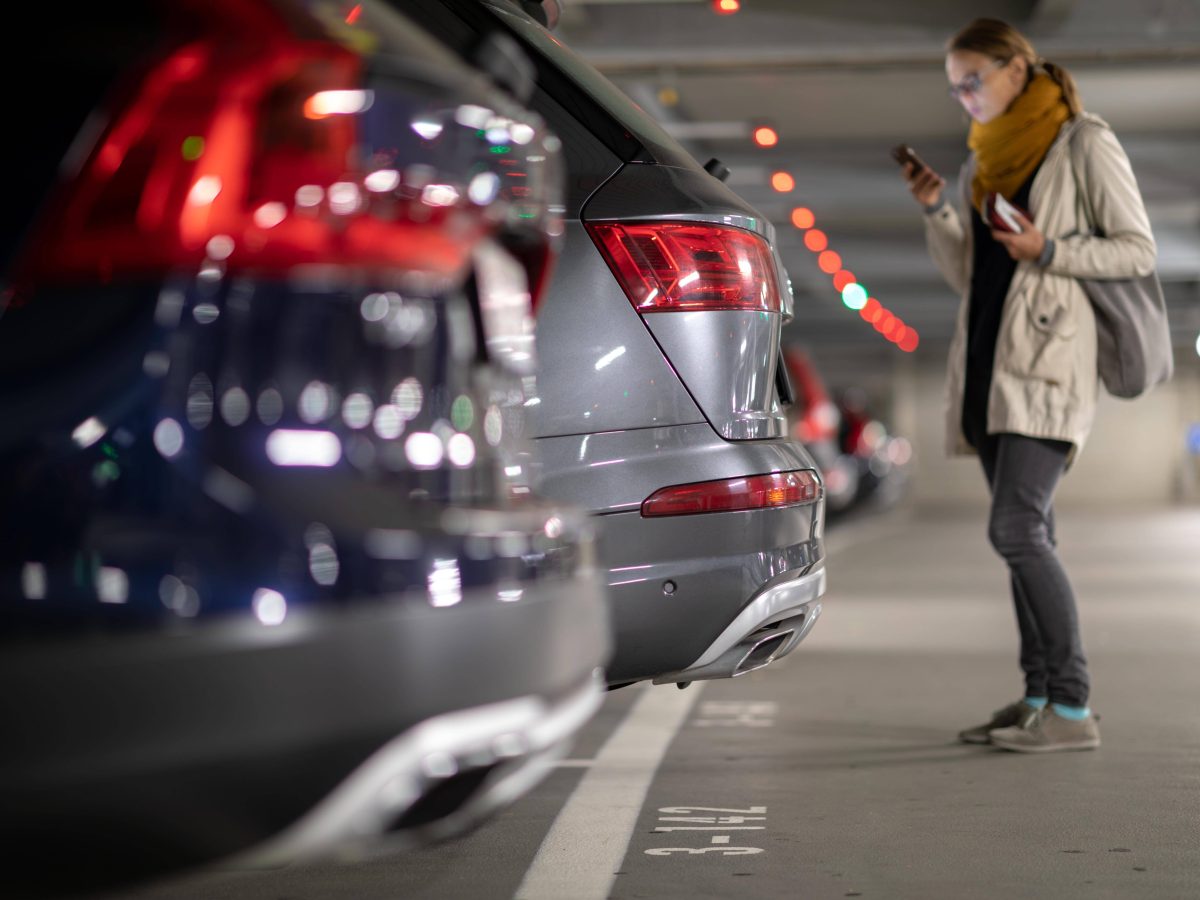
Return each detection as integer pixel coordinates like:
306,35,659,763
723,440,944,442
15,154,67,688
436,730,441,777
901,18,1156,752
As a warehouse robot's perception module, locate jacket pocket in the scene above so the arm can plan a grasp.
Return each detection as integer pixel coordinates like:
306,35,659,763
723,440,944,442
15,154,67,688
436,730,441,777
1026,293,1078,339
1019,289,1078,384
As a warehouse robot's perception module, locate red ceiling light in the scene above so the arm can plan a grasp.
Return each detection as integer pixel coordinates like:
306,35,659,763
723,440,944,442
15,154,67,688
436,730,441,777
713,0,741,14
770,171,795,192
817,250,842,274
832,269,855,292
787,205,921,354
790,207,814,230
753,126,779,148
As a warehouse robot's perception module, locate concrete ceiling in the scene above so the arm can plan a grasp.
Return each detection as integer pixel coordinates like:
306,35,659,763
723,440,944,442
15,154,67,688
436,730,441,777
554,0,1200,358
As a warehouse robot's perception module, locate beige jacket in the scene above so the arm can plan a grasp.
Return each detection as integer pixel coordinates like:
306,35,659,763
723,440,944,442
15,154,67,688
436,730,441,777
924,113,1157,459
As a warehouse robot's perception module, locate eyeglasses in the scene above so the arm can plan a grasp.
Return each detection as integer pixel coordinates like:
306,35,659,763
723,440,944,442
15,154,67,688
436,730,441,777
947,58,1009,100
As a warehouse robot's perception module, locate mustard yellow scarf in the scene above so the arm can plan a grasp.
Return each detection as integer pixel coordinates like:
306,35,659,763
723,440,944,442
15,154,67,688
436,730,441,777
968,73,1069,213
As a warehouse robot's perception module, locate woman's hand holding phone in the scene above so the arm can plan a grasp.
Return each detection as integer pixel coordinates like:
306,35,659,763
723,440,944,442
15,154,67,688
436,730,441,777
892,143,946,208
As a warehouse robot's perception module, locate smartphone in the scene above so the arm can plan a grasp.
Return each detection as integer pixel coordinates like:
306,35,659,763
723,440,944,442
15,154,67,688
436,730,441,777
890,143,927,173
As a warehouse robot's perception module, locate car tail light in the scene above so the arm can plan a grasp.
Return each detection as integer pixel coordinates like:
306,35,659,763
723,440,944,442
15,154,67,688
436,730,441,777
586,221,782,313
641,470,820,518
13,3,483,291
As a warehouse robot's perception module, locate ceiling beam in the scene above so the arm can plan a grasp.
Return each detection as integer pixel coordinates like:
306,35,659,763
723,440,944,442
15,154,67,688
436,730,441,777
585,43,1200,76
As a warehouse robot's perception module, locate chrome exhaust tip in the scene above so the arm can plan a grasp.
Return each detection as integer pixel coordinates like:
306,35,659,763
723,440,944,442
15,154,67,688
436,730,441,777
652,603,821,685
731,628,795,677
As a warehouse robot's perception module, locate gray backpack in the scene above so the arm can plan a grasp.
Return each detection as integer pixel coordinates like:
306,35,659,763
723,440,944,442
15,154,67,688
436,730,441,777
1069,125,1174,399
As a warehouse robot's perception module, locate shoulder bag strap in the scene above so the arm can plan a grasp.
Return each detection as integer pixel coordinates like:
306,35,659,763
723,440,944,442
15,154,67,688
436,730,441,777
1068,123,1099,235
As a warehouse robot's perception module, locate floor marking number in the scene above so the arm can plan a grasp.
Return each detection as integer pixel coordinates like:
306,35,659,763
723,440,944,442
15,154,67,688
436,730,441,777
645,805,767,857
693,701,777,728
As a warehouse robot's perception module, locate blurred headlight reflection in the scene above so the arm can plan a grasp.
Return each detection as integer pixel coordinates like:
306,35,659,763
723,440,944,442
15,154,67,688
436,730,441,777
71,417,107,448
303,89,374,119
265,430,342,467
252,588,288,626
428,559,463,608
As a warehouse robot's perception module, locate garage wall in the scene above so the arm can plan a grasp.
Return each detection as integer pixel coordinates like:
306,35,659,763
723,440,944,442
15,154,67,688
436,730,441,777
900,346,1200,511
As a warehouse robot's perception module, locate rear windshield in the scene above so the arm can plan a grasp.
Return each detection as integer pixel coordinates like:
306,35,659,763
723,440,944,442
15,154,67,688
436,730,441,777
481,1,701,169
400,0,700,169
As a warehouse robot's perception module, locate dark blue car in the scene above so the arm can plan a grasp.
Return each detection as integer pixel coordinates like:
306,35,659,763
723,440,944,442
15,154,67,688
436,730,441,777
0,0,609,894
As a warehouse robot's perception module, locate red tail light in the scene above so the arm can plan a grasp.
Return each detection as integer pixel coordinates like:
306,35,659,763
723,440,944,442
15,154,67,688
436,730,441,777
641,470,820,518
15,9,482,290
586,221,782,313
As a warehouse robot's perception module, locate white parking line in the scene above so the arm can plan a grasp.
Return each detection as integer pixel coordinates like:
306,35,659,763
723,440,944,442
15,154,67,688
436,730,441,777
514,682,705,900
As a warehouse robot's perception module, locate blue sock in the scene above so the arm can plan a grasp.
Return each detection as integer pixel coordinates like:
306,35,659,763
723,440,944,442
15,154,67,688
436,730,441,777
1023,696,1047,709
1051,702,1091,720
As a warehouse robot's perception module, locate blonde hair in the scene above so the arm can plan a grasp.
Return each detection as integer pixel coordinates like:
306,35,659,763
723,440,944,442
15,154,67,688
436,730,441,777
947,18,1083,116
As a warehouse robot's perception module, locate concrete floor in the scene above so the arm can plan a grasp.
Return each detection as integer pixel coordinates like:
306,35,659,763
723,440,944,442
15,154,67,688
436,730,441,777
107,506,1200,900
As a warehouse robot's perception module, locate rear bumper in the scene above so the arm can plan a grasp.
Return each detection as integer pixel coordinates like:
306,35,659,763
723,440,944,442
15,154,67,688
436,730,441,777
651,563,825,684
0,574,609,885
534,424,825,686
240,667,604,866
596,499,825,685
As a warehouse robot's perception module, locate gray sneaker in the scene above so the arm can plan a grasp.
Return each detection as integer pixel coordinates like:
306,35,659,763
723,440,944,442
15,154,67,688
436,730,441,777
958,700,1038,745
989,706,1101,753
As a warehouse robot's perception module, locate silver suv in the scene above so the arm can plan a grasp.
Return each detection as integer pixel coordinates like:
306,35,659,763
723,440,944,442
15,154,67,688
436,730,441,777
404,0,827,686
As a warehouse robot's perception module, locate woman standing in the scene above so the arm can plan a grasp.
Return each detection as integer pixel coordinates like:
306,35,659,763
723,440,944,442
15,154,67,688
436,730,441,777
901,18,1157,752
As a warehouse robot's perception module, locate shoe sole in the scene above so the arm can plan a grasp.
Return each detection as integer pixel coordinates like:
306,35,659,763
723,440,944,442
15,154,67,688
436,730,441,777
990,737,1100,753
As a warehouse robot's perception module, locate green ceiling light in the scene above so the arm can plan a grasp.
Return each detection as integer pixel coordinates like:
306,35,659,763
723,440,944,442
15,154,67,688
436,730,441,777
841,282,868,310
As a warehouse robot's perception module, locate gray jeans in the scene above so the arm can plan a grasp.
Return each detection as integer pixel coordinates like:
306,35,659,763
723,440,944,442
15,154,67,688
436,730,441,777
976,433,1090,707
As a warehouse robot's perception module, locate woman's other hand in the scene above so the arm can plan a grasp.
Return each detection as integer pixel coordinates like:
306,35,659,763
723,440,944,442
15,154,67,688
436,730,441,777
905,161,946,208
991,209,1046,261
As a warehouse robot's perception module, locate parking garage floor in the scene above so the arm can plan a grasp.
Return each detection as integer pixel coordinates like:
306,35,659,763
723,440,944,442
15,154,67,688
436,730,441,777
109,506,1200,900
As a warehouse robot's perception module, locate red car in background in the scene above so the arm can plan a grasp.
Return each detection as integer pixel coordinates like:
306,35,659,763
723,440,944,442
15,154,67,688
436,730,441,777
783,348,858,513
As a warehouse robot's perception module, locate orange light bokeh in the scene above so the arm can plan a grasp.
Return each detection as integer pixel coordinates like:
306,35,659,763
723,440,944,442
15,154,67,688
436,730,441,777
714,0,741,13
753,126,779,147
770,171,795,192
803,229,827,252
817,250,842,274
832,269,855,292
790,207,814,229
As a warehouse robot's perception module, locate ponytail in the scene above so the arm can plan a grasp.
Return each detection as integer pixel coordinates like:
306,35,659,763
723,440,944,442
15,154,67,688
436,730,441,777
1041,60,1084,116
